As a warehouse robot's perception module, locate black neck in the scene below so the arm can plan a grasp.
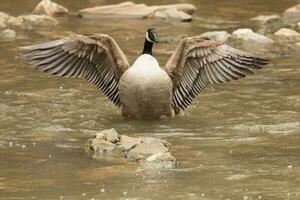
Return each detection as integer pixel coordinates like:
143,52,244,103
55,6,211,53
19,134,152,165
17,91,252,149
142,39,153,55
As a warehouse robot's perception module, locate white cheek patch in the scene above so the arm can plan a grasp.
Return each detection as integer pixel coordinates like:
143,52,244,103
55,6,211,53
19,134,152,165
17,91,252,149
145,31,152,42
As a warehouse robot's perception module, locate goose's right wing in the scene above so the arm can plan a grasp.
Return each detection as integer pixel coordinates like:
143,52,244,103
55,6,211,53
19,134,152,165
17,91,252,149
20,34,130,106
165,36,269,114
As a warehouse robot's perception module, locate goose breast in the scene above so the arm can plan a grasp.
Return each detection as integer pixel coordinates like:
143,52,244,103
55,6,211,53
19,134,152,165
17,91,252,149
119,54,173,117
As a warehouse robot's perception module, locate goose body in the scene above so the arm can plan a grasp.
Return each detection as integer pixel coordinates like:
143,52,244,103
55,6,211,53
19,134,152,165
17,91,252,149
119,54,173,117
20,28,269,118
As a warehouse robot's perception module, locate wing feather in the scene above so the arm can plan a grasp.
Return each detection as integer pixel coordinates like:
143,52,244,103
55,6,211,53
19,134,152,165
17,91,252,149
165,36,269,114
20,34,130,106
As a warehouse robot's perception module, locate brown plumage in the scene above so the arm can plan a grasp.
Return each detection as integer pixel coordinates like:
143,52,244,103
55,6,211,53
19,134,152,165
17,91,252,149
165,36,269,114
20,31,269,118
20,34,130,106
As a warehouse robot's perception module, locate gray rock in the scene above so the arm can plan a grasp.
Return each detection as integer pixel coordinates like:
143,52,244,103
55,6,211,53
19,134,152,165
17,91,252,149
102,128,119,143
274,28,300,36
6,14,58,27
6,16,23,26
0,21,6,29
274,28,300,42
228,28,274,50
0,29,16,40
126,137,169,161
153,8,192,22
297,22,300,32
200,31,230,41
117,135,142,151
0,12,10,28
137,152,177,171
251,15,284,34
79,1,195,21
151,3,196,15
283,4,300,25
88,137,116,153
32,0,69,16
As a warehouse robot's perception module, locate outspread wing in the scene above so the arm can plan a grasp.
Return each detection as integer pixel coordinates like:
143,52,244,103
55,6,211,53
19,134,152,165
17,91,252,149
165,36,269,114
20,34,130,106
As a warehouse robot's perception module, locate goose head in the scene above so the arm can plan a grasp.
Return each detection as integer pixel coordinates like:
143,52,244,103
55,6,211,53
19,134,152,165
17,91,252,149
142,28,159,55
146,28,159,43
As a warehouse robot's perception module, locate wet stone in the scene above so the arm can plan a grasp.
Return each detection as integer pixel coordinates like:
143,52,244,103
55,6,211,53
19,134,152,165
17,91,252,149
79,1,195,21
32,0,69,16
88,137,116,153
0,12,10,29
6,14,58,28
87,129,176,171
200,31,230,41
283,4,300,24
274,28,300,42
137,152,177,171
153,8,192,22
251,14,284,34
101,128,119,143
117,135,142,151
0,29,16,40
227,28,274,51
126,137,169,161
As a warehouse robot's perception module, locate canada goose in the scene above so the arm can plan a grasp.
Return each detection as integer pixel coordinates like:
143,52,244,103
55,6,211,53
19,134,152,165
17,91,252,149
20,28,269,118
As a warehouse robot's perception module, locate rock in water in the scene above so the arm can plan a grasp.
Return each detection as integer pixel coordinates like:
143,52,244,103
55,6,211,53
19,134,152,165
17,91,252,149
101,128,120,143
87,129,177,171
283,4,300,24
228,28,274,51
78,1,195,21
153,8,192,22
200,31,231,41
126,137,169,161
274,28,300,37
88,136,116,153
274,28,300,42
251,15,284,34
6,15,58,27
33,0,69,16
137,152,177,171
0,12,10,28
79,2,154,19
0,29,16,40
117,135,142,151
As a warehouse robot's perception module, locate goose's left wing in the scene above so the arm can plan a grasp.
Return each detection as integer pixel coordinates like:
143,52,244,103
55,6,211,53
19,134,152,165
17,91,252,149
20,34,130,106
165,36,269,114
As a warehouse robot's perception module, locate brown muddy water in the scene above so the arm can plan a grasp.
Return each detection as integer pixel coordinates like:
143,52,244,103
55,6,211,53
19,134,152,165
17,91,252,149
1,0,300,199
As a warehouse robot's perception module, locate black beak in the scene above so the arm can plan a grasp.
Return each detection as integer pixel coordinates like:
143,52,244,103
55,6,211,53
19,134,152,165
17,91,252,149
153,33,159,43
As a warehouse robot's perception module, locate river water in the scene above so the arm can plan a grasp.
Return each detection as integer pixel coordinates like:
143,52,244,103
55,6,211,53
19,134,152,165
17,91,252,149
0,0,300,199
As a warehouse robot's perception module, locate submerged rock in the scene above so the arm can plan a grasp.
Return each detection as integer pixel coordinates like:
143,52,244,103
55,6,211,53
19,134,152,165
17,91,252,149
126,137,169,161
200,31,230,41
137,152,177,171
117,135,141,151
79,1,195,21
33,0,69,16
87,129,176,171
283,4,300,24
88,135,116,153
0,29,16,40
251,14,284,34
